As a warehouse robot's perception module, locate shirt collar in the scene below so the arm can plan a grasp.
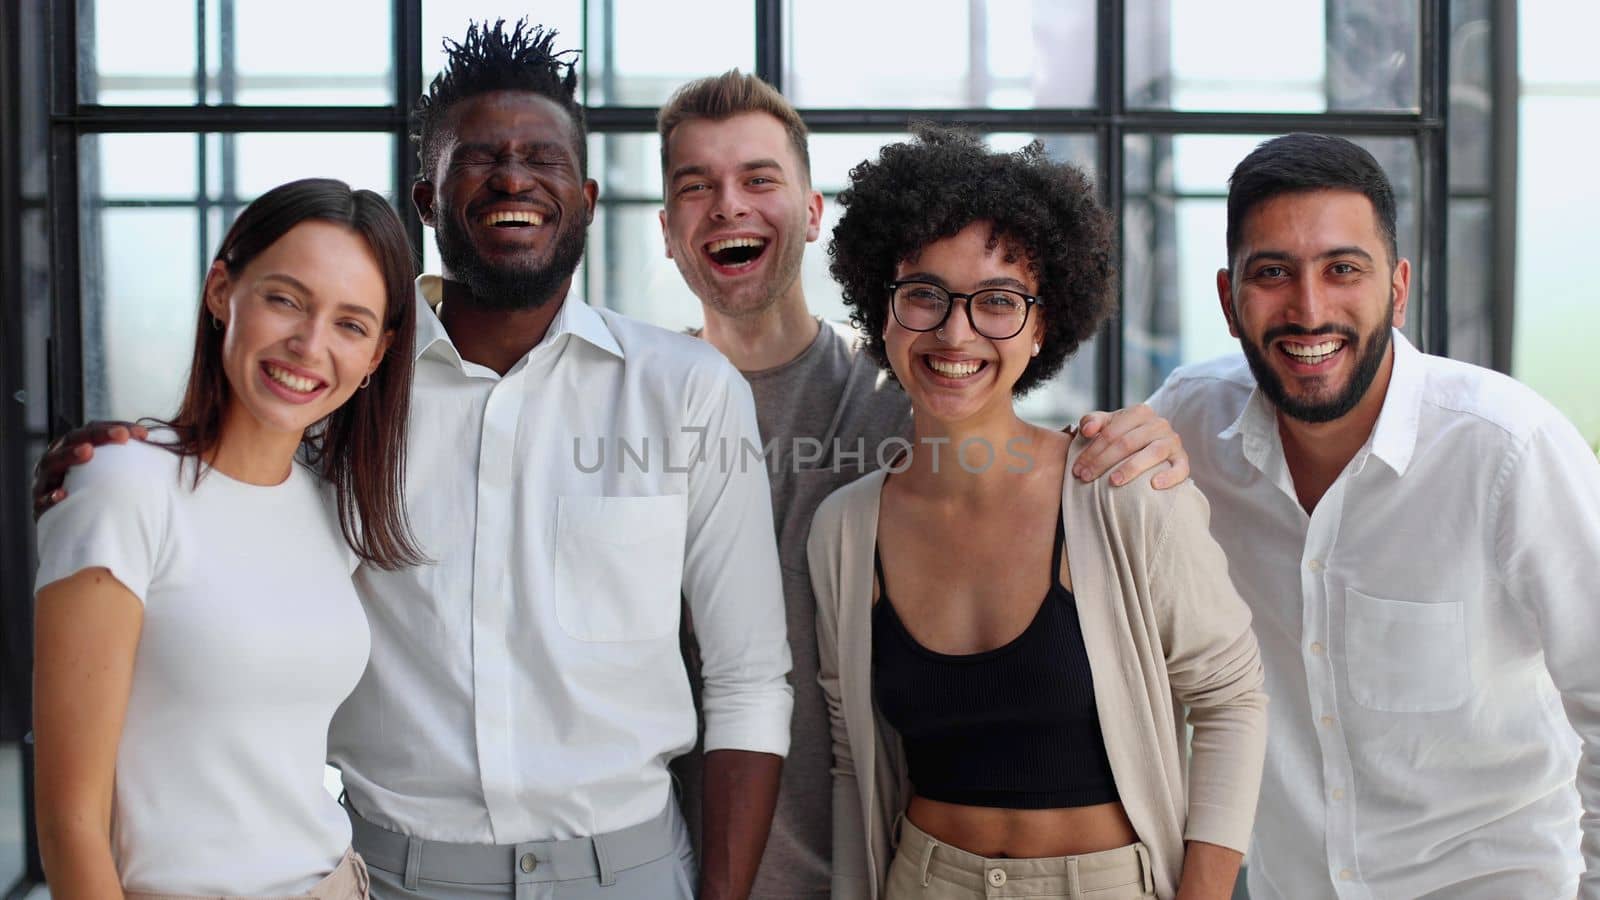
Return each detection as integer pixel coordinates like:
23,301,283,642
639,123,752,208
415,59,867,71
1217,327,1424,480
411,274,624,367
1364,328,1423,477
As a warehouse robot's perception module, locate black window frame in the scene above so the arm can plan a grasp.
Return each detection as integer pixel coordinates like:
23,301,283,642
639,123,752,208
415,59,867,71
0,0,1516,890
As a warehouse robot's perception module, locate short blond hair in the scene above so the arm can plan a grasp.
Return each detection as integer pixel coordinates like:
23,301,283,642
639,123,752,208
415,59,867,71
657,70,811,183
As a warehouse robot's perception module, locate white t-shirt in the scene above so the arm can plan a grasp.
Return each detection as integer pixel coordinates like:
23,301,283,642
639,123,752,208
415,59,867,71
34,439,369,895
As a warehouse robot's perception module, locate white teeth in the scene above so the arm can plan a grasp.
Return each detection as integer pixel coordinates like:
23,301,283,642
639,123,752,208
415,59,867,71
481,210,544,227
706,237,767,254
927,357,982,377
265,364,322,394
1282,339,1344,362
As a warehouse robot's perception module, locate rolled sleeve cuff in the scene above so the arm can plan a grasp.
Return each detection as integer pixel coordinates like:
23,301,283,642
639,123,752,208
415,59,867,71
701,685,794,757
1182,801,1256,854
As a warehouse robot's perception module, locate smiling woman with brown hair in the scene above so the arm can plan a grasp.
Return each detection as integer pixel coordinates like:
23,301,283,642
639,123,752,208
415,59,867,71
809,128,1268,900
31,177,419,899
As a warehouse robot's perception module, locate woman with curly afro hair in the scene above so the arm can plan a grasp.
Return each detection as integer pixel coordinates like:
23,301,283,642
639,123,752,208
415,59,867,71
807,127,1268,900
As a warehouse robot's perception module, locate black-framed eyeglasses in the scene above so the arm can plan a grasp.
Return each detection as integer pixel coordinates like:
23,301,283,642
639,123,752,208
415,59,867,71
885,280,1042,340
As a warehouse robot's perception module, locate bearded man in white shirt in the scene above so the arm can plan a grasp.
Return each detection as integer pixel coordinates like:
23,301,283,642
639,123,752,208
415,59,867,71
1148,132,1600,899
325,20,794,900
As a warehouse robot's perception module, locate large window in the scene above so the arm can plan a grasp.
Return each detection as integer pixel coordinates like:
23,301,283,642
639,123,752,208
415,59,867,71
1,1,1515,890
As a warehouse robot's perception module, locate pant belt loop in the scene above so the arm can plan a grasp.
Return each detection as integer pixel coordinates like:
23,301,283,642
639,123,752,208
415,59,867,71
1135,844,1154,895
593,831,618,887
403,836,423,892
917,830,935,888
1066,856,1082,898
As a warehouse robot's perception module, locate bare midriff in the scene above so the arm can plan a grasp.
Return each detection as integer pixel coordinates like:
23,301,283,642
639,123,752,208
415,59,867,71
906,796,1139,858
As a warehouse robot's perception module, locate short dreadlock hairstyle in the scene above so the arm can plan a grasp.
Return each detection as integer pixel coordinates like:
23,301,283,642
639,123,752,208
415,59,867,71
828,126,1116,397
410,19,587,179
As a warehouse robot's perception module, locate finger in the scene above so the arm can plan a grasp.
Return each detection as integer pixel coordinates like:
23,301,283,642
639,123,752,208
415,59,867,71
95,423,133,443
32,488,65,521
33,443,89,497
1074,420,1159,481
1077,410,1110,439
1107,439,1177,487
1151,451,1191,490
129,423,148,440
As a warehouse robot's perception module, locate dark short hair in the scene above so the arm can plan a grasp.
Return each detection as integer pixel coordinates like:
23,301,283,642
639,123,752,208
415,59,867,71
410,19,586,178
161,178,423,570
828,126,1115,397
657,70,811,184
1226,132,1398,271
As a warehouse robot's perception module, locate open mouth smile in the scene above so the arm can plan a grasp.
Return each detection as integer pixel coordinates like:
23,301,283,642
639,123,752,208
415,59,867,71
703,236,768,271
260,361,328,403
1277,337,1346,368
922,354,989,380
479,208,547,229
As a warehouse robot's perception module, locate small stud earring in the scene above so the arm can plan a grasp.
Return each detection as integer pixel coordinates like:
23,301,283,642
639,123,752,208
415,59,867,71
1031,342,1041,357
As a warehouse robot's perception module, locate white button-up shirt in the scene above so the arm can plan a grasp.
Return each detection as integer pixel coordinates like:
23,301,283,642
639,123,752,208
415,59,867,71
1150,332,1600,899
328,277,792,843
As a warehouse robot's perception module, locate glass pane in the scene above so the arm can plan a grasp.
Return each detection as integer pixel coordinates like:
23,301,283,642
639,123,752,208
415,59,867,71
231,133,394,197
591,132,663,202
82,0,394,105
1515,3,1600,448
80,133,397,422
1121,133,1418,402
787,0,1096,108
587,203,698,327
588,0,754,106
216,0,394,105
1447,199,1492,368
0,742,21,888
19,1,48,197
23,210,51,434
1449,0,1493,193
82,0,199,104
422,2,585,98
1127,0,1419,112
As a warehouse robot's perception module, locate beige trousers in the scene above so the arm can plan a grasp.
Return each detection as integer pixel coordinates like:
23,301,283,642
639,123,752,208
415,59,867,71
885,818,1156,900
124,846,370,900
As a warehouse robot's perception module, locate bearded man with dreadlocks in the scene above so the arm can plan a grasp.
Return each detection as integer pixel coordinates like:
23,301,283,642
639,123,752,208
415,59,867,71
323,20,792,900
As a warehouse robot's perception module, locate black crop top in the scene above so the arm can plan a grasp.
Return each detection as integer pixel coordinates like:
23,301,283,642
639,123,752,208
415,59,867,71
871,515,1121,809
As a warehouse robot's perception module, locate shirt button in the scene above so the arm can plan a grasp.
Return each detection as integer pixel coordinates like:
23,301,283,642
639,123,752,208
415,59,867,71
520,852,538,873
1331,788,1346,801
987,868,1007,887
1308,558,1325,573
1310,641,1326,656
1340,869,1354,881
1320,714,1335,726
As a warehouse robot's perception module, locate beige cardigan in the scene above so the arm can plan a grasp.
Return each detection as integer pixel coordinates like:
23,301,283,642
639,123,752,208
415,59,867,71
808,439,1268,900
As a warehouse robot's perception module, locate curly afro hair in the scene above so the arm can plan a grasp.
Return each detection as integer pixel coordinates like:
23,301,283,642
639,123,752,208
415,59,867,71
828,126,1116,397
410,19,586,179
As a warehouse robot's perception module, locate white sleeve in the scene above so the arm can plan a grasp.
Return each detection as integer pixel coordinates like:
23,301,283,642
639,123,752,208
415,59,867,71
34,443,174,604
681,365,794,757
1145,368,1183,420
1493,415,1600,899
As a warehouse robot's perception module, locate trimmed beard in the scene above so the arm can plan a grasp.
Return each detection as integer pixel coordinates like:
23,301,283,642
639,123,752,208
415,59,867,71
1239,295,1394,424
435,213,587,311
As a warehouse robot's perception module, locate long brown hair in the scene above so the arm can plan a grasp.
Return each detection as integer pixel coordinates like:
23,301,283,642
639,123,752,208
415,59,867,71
160,177,423,569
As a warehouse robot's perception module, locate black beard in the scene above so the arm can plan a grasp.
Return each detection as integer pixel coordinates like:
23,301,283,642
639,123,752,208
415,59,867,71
1239,302,1393,425
435,213,587,311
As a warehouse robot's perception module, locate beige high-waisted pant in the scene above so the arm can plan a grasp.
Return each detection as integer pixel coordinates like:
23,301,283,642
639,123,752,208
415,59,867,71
886,818,1156,900
124,846,370,900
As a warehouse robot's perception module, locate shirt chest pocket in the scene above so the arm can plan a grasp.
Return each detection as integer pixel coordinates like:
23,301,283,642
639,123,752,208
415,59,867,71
1344,587,1471,713
553,494,688,642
